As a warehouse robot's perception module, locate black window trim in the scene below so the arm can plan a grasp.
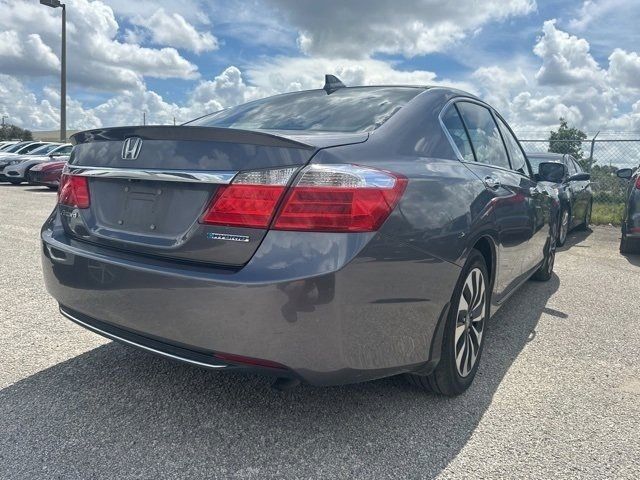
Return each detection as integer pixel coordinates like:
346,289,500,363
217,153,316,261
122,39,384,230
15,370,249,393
492,110,535,179
441,97,524,176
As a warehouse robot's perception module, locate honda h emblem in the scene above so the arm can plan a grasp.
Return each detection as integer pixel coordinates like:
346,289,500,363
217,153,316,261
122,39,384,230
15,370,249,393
122,137,143,160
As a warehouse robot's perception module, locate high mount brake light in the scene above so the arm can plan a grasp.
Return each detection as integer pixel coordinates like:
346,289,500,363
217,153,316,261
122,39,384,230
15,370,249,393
58,174,90,208
201,165,406,232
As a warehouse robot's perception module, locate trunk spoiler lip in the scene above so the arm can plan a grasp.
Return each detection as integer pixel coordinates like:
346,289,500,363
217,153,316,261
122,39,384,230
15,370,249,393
70,125,317,150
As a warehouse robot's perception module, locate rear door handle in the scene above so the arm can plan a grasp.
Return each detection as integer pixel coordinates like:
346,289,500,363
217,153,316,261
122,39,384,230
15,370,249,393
483,176,501,190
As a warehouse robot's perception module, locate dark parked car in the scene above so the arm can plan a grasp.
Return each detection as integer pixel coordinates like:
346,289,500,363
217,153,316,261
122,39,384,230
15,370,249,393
28,160,67,189
42,81,560,395
527,153,592,246
616,167,640,253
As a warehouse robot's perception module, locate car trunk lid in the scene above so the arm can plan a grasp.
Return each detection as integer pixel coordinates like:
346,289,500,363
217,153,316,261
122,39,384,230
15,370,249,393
62,126,367,266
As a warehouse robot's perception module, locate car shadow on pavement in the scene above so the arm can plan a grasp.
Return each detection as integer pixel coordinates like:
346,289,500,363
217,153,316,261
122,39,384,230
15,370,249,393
0,276,560,479
622,252,640,266
558,228,592,251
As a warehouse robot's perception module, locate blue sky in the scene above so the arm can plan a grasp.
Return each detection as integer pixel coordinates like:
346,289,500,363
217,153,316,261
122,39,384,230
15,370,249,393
1,0,639,134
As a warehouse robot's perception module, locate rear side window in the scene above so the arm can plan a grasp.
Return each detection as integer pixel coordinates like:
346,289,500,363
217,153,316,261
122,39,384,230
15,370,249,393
496,116,530,176
441,106,475,162
566,157,577,175
457,102,510,169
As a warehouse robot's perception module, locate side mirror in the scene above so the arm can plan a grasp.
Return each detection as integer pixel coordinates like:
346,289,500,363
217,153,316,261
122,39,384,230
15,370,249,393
567,173,590,182
538,162,566,183
617,168,633,179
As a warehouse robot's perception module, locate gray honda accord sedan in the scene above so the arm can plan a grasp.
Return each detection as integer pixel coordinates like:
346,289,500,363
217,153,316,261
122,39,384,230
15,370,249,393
42,78,559,395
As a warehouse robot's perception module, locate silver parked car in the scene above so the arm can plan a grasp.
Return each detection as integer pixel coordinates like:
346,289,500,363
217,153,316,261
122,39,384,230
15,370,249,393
3,143,72,185
42,80,560,395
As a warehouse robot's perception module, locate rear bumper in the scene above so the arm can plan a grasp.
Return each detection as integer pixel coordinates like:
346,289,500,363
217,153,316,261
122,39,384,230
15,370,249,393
42,211,459,386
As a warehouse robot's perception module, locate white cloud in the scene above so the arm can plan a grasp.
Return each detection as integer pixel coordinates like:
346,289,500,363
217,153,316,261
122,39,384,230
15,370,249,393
608,49,640,92
245,56,475,95
0,75,59,130
470,21,640,133
568,0,627,30
533,20,604,86
131,8,218,54
265,0,536,58
0,0,199,91
0,31,60,76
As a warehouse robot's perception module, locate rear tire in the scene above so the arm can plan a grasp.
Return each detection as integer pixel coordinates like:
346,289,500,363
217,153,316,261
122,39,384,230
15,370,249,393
531,238,556,281
620,229,640,254
8,180,22,185
576,201,592,231
406,249,489,396
557,209,569,246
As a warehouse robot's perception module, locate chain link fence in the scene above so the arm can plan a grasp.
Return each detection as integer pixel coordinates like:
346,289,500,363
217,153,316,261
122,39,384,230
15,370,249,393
519,135,640,225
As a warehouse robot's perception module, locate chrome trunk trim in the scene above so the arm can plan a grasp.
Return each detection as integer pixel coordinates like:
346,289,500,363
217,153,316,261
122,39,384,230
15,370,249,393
65,165,237,184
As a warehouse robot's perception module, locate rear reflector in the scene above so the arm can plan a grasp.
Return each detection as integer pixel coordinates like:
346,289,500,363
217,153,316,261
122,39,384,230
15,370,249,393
58,174,90,208
214,352,287,370
201,164,406,232
273,165,407,232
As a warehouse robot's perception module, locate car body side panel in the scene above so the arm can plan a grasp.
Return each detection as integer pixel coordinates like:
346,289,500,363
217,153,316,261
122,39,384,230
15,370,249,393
624,171,640,237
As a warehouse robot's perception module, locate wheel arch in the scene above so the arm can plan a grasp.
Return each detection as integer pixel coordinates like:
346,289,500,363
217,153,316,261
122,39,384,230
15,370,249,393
471,235,496,295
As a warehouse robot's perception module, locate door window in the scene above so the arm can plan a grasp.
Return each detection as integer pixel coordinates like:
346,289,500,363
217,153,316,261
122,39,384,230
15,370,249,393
566,157,577,176
457,102,510,169
440,106,475,162
496,116,531,176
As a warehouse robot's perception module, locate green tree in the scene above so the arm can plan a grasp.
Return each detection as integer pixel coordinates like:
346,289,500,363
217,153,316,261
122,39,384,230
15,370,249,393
0,123,33,141
548,118,591,170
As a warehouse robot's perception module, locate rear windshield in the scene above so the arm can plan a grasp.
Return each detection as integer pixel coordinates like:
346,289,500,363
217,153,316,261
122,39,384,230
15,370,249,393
187,87,424,133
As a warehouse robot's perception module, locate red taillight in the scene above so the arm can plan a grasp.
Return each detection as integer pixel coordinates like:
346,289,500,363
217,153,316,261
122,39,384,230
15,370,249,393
200,164,407,232
201,184,286,228
58,174,90,208
635,176,640,189
201,167,296,228
274,165,407,232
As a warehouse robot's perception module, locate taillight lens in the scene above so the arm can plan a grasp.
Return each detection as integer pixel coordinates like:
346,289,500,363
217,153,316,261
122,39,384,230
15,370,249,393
58,174,90,208
273,165,407,232
201,167,296,228
635,176,640,189
201,164,406,232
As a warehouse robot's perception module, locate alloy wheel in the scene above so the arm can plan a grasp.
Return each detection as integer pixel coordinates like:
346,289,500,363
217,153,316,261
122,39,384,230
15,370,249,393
560,210,569,245
454,268,486,377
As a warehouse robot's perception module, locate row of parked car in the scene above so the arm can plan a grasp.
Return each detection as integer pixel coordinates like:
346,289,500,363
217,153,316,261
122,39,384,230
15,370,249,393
0,140,69,188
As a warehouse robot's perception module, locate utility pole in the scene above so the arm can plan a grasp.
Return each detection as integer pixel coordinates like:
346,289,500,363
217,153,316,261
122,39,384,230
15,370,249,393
40,0,66,141
143,111,146,125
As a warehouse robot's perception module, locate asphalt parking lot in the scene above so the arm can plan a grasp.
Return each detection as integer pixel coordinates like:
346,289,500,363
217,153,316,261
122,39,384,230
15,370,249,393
1,184,639,479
